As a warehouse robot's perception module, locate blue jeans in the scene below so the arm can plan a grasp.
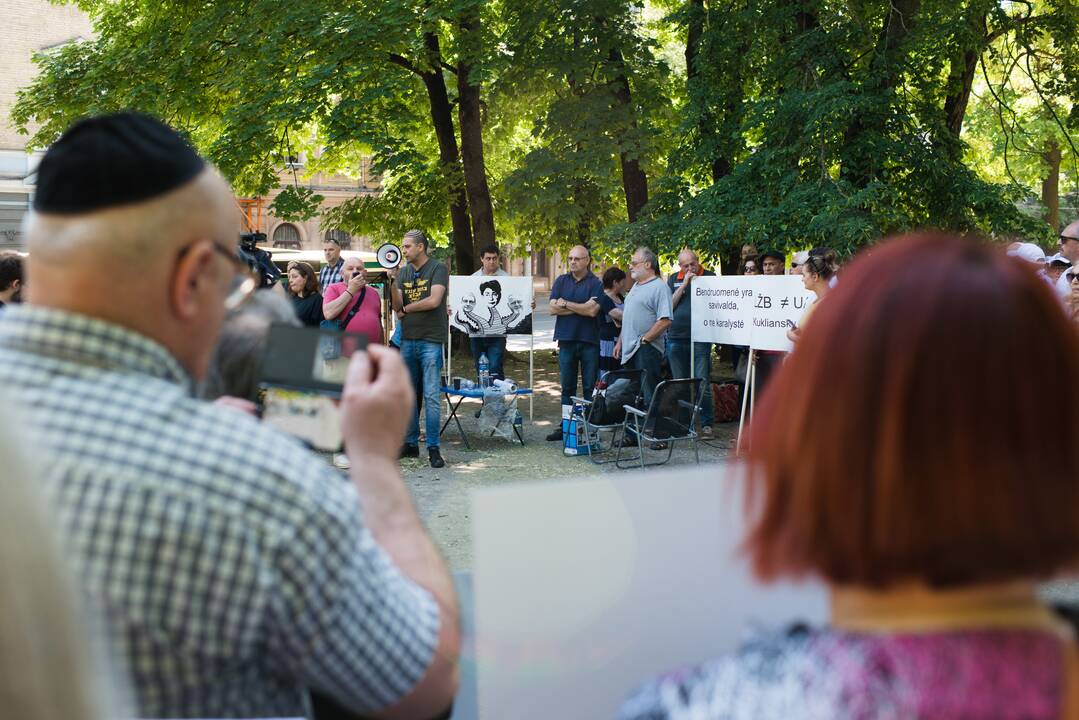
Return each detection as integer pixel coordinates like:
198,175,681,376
667,339,714,426
558,340,599,407
626,342,665,407
470,336,506,380
401,339,444,449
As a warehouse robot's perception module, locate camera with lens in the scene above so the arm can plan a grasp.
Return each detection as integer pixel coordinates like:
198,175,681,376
238,232,280,289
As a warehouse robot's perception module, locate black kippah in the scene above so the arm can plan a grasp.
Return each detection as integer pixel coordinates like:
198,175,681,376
33,112,206,214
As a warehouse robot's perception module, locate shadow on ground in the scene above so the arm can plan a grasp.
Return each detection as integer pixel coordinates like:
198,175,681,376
401,349,737,571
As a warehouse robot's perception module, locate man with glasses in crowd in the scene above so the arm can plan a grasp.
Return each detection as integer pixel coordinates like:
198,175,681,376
615,247,672,406
547,244,602,442
0,113,459,720
1054,221,1079,299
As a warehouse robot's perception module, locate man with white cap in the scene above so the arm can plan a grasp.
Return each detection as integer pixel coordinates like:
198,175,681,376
1007,242,1053,287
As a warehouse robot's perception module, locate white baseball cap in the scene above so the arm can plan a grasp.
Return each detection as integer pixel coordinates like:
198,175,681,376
1007,242,1047,265
1047,252,1073,267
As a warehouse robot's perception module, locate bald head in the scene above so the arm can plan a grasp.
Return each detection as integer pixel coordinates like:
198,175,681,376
1060,220,1079,262
26,168,236,267
567,245,591,279
25,167,242,379
677,248,701,277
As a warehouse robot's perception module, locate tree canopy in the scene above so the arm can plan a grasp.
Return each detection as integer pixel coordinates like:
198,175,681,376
13,0,1079,269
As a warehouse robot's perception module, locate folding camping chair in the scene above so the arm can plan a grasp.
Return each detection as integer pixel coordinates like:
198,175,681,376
615,377,704,469
570,368,645,465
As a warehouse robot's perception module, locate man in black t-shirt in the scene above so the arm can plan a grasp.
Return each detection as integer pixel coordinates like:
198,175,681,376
389,230,449,468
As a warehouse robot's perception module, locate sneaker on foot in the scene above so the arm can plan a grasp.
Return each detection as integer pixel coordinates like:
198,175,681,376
400,444,419,459
700,426,714,439
429,448,445,468
332,452,351,470
545,428,564,442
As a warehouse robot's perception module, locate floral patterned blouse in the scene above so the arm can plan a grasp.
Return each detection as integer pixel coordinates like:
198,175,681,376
618,625,1066,719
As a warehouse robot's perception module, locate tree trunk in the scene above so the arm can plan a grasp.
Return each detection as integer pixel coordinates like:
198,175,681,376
685,0,735,183
419,31,475,274
456,12,496,267
941,8,987,157
841,0,921,186
608,47,649,222
1043,140,1062,232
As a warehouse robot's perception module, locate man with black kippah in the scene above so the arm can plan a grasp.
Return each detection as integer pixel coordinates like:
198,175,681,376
0,113,459,719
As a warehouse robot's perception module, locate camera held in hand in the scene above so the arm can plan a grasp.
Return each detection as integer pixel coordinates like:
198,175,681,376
238,232,281,289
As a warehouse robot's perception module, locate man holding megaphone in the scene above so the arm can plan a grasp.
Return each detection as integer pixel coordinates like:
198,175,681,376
387,230,449,468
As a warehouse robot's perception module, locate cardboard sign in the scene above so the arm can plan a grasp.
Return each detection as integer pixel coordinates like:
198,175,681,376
449,275,534,337
689,276,756,346
691,276,815,352
471,466,827,720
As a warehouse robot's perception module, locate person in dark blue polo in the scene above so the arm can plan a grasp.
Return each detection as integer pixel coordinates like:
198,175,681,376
547,244,603,441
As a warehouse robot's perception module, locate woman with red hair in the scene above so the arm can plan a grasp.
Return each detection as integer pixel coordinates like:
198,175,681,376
620,233,1079,719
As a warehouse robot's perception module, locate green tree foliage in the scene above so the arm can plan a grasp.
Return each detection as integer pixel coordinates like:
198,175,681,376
12,0,1079,264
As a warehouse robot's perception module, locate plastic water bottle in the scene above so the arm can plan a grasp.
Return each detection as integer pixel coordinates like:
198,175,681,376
478,353,490,388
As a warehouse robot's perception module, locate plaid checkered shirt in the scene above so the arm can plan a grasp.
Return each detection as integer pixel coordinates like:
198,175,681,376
0,305,440,719
320,258,344,291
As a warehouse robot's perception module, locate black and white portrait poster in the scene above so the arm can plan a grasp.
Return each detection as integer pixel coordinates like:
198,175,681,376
449,275,533,336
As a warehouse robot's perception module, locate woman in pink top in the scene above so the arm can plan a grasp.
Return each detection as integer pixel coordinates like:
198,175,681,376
620,233,1079,719
322,257,383,343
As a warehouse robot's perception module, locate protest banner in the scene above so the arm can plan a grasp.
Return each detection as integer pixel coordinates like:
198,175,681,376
690,276,815,352
747,276,817,352
688,276,755,346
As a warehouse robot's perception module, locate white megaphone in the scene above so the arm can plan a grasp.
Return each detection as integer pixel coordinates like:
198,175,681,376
376,243,402,269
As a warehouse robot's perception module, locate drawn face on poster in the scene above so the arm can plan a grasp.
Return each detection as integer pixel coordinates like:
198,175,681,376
449,275,533,336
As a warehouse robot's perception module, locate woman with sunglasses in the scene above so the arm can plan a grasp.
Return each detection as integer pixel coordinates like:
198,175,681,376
1066,266,1079,324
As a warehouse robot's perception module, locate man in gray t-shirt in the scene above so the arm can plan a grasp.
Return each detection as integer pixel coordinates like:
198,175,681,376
615,246,672,405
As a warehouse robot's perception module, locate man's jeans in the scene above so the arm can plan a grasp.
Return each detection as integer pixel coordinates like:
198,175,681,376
558,340,599,409
667,339,714,427
401,339,443,449
470,336,506,380
627,342,665,407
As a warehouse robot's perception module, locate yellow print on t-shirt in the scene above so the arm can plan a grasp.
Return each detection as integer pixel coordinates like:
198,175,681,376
403,278,430,304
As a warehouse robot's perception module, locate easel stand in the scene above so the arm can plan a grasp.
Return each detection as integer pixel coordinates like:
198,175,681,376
735,349,756,454
447,311,535,423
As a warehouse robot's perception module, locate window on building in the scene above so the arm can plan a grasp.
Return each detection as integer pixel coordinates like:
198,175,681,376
272,223,302,249
325,229,352,249
0,193,30,250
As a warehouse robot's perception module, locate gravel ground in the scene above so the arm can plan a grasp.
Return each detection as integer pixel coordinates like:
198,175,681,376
400,348,738,571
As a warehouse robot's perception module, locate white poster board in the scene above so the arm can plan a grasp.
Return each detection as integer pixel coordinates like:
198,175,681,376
691,276,816,352
449,275,533,337
472,466,827,720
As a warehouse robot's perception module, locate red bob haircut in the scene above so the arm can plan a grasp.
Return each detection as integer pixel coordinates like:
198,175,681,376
744,232,1079,589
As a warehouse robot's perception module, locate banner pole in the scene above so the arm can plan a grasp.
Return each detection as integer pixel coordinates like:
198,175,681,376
690,340,696,430
736,348,755,454
529,327,535,421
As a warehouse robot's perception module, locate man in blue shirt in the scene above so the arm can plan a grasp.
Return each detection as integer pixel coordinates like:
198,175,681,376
547,244,602,441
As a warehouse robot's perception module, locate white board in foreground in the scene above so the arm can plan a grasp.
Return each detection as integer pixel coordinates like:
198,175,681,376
472,465,827,720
